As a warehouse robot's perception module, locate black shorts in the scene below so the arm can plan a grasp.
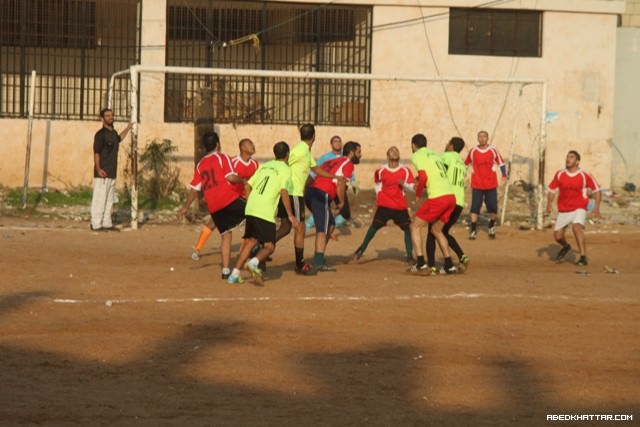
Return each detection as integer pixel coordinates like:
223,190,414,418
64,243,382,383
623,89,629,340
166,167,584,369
277,195,305,221
470,188,498,214
211,198,246,234
243,215,276,244
305,187,334,234
373,206,411,230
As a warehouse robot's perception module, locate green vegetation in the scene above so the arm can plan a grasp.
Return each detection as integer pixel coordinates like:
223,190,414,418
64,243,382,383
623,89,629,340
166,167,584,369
1,186,93,208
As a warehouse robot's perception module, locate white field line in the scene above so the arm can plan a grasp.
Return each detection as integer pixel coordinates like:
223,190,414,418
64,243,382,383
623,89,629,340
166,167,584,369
50,293,639,306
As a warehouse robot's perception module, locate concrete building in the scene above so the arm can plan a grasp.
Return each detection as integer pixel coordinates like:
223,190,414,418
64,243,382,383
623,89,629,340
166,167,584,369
0,0,625,196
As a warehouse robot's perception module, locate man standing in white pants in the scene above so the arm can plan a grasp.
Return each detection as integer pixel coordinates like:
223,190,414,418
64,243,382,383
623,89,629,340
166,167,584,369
91,108,132,231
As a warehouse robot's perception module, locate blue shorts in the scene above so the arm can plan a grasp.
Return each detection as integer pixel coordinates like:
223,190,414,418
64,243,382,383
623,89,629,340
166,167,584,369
470,188,498,214
304,187,334,234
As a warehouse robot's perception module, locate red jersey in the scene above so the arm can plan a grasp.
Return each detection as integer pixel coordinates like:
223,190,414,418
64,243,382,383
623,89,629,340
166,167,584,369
374,165,414,210
310,156,354,199
231,156,259,198
189,152,240,213
464,145,505,190
548,168,600,212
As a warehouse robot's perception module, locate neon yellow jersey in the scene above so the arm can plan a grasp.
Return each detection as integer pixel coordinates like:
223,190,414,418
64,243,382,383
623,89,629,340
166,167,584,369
441,151,467,207
410,147,435,173
245,160,292,223
288,141,316,197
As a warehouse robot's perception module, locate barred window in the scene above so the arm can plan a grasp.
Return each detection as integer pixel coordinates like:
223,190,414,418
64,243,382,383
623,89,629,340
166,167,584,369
449,8,542,57
0,0,139,120
165,1,372,127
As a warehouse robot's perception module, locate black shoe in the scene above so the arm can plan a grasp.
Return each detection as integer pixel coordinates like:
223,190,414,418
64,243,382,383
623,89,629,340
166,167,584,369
555,244,571,261
576,256,588,266
258,261,267,272
488,227,496,240
295,262,317,276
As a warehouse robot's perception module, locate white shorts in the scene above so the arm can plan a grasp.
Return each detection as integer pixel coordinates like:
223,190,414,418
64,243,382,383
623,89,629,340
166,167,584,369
554,209,586,231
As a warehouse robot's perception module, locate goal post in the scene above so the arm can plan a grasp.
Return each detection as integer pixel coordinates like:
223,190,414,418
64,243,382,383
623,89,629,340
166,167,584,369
108,65,548,230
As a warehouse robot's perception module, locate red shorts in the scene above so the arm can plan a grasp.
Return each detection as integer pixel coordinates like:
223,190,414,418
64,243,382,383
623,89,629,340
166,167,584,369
416,194,456,223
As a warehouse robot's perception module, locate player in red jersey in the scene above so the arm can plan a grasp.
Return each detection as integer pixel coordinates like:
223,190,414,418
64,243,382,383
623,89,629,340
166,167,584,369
305,141,361,271
465,130,507,240
546,150,601,266
351,146,414,264
190,138,258,261
178,132,247,279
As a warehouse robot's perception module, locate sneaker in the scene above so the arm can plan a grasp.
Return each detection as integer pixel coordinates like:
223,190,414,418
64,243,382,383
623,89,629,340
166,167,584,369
315,264,337,272
407,263,429,274
295,262,317,276
488,227,496,240
191,250,200,261
351,250,363,263
245,262,264,285
426,266,439,276
555,244,571,261
221,268,231,280
576,256,588,266
469,230,477,240
227,275,244,284
458,255,470,272
445,265,457,275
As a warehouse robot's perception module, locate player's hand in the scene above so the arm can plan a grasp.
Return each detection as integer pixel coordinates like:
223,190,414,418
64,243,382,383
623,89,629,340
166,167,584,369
501,175,508,184
289,215,300,228
591,207,601,219
98,169,108,178
335,176,347,183
176,207,188,220
544,207,552,216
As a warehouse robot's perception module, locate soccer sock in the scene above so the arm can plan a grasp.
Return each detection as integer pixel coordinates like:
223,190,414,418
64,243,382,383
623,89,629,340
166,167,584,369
444,257,454,270
195,225,213,251
404,228,413,259
416,255,426,267
426,234,436,267
358,226,378,253
471,222,477,232
488,219,495,228
230,268,241,278
313,252,325,267
295,247,304,267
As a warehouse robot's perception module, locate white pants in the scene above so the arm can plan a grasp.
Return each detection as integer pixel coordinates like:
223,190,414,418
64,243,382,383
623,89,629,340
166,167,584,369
554,209,586,231
91,178,116,229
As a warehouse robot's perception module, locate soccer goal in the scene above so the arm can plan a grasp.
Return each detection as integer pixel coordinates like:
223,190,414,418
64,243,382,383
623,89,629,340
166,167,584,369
108,65,548,230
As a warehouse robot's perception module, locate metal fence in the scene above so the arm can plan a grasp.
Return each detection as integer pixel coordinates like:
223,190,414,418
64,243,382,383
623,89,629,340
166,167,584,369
165,1,372,126
0,0,140,120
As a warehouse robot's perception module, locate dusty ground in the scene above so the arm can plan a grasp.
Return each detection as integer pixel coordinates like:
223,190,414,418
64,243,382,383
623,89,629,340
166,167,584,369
0,190,638,426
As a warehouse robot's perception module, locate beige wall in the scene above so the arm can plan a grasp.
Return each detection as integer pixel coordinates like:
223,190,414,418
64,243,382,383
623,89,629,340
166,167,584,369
622,0,640,27
0,0,624,191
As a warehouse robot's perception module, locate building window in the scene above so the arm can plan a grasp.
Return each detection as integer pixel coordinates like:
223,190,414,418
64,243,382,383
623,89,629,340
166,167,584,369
449,8,542,57
165,1,372,127
0,0,139,120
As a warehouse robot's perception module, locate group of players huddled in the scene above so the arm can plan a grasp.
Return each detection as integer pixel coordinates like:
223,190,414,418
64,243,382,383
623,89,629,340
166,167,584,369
178,124,602,285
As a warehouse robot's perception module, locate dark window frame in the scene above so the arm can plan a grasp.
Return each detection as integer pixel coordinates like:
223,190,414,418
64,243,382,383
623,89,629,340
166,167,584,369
448,8,542,57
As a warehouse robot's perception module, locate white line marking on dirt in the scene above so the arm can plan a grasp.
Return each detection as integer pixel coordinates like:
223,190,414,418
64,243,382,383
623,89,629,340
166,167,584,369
50,293,638,306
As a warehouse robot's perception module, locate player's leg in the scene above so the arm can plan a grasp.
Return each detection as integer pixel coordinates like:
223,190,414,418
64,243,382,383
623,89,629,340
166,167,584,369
445,205,466,263
192,218,216,260
213,199,246,279
430,195,457,274
228,235,256,284
425,222,437,271
570,209,588,265
394,209,413,263
553,212,573,261
101,178,116,229
311,189,336,271
486,188,498,239
410,215,428,272
430,220,456,274
275,198,292,241
469,188,482,240
352,207,387,261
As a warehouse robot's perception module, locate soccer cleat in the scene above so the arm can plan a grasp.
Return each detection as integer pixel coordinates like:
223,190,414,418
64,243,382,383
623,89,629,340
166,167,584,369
445,265,457,275
576,256,588,266
469,230,477,240
227,275,244,284
555,244,571,261
245,262,264,286
295,262,317,276
426,266,440,276
488,227,496,240
407,263,429,274
191,250,200,261
315,264,337,272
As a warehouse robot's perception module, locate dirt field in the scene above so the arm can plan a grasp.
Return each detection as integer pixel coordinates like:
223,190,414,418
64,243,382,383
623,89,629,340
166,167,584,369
0,211,638,426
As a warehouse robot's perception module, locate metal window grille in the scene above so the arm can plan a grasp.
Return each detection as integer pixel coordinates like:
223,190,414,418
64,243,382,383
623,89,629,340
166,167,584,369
165,1,372,127
0,0,141,120
449,8,542,57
